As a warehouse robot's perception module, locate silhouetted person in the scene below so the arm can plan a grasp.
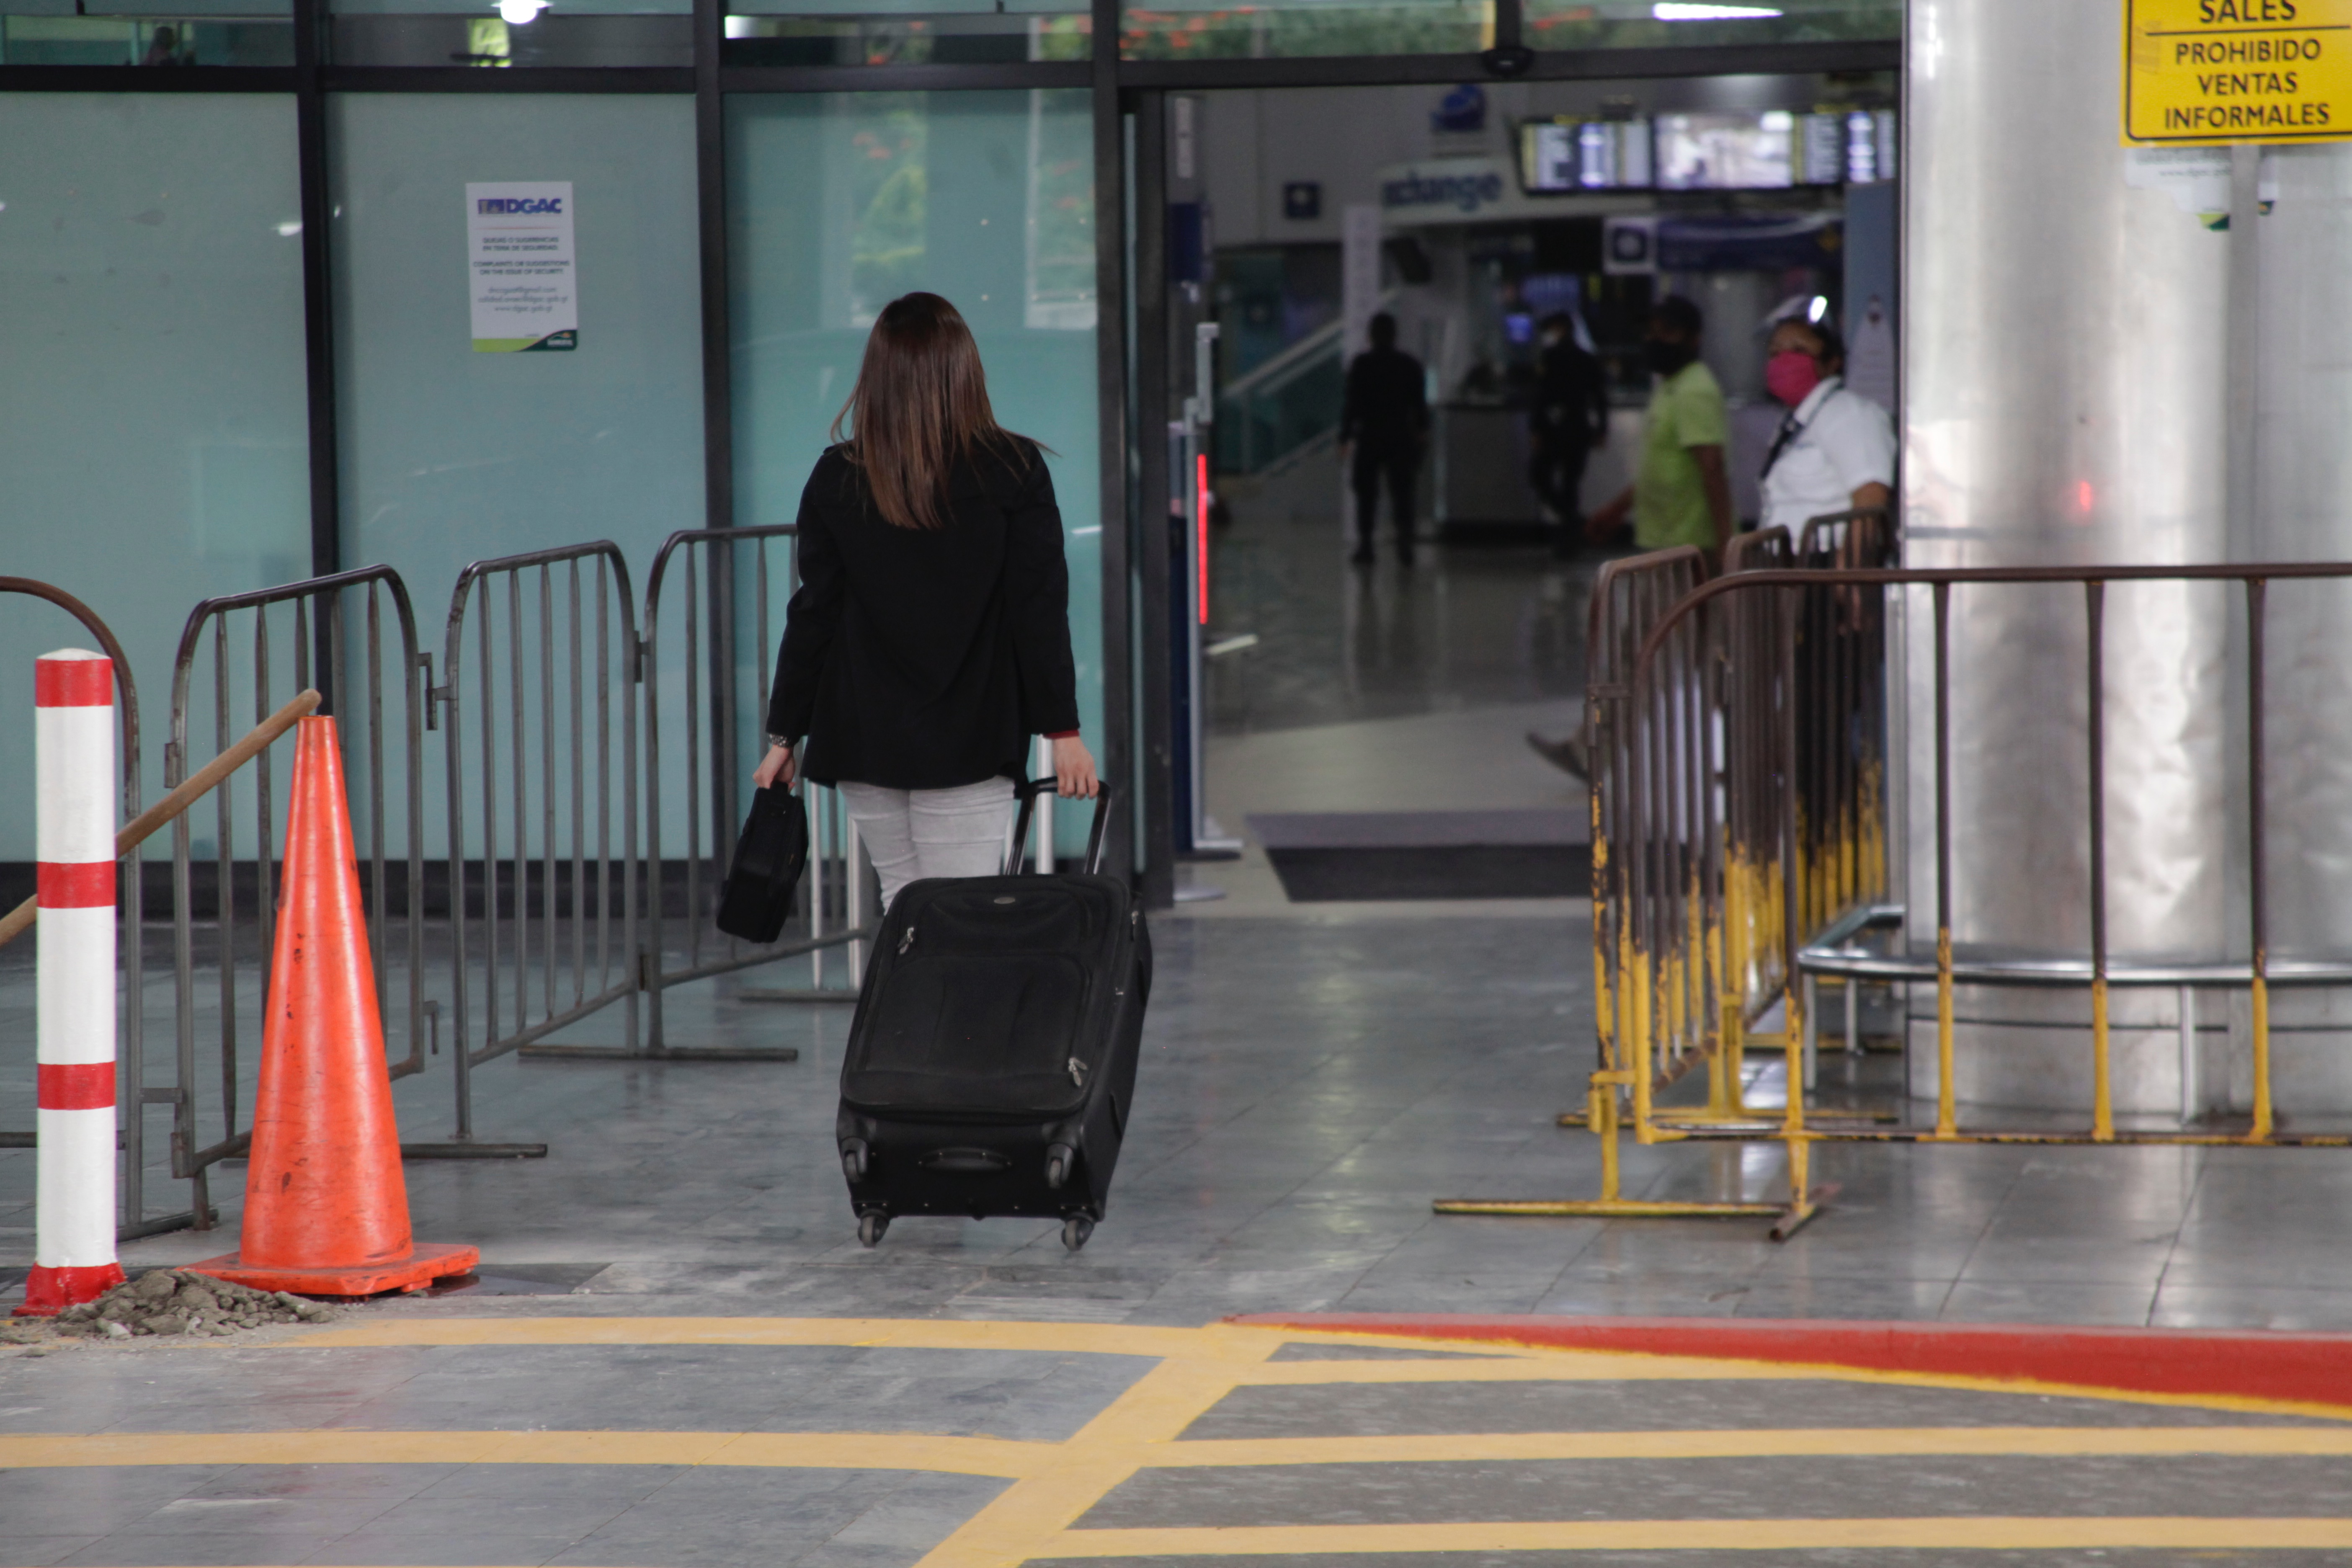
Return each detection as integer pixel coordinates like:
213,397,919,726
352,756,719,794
142,24,186,64
1528,311,1609,557
1339,312,1429,566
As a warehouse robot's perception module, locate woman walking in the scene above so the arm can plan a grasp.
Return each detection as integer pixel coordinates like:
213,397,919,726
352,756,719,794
752,291,1098,909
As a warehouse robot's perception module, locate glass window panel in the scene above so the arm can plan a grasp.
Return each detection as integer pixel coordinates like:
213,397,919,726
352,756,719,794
1522,0,1898,50
728,89,1104,854
722,2,1088,66
0,1,292,66
0,93,308,856
333,93,703,647
330,0,690,67
1120,0,1490,60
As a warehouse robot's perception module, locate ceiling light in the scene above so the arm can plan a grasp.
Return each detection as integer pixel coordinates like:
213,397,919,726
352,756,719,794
1652,3,1783,18
497,0,546,24
1807,295,1828,322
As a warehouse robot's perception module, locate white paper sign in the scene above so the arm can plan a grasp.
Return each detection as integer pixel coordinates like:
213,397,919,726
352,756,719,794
468,181,577,352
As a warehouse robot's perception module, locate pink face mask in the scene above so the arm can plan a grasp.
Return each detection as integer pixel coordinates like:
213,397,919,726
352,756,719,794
1766,349,1823,407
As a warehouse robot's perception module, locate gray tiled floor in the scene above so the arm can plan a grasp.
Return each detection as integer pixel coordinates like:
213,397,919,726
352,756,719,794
6,515,2352,1567
10,914,2351,1328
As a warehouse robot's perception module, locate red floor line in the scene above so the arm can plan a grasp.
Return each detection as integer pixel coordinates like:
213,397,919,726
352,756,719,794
1230,1314,2352,1412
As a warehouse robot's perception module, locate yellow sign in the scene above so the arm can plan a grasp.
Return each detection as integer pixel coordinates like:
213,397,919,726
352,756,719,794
2125,0,2352,144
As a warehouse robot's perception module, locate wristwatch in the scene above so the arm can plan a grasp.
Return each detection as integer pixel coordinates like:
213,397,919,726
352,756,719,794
766,733,793,752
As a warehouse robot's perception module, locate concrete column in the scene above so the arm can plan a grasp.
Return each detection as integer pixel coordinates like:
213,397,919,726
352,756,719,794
1903,0,2236,1114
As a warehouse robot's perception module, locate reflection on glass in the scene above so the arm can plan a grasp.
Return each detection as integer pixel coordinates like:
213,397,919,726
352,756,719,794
1522,0,1897,48
0,93,309,852
727,90,1103,852
724,2,1088,65
329,0,691,67
1120,0,1489,59
0,11,294,65
332,93,704,631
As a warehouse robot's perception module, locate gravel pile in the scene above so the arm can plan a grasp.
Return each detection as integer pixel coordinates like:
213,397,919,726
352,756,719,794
41,1269,343,1339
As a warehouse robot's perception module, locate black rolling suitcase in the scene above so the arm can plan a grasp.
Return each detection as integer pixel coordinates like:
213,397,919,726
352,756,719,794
835,781,1149,1252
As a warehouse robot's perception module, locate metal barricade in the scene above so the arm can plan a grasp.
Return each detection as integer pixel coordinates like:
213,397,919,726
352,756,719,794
1451,555,2352,1243
437,544,637,1129
639,526,871,1054
1582,547,1714,1132
0,578,198,1238
165,566,438,1225
1447,518,1893,1233
1792,508,1896,948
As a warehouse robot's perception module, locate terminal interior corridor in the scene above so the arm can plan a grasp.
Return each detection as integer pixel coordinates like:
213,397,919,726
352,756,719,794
15,5,2352,1560
12,524,2352,1564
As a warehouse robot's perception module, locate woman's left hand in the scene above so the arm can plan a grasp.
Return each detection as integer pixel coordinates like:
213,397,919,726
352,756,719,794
753,743,796,791
1051,735,1099,799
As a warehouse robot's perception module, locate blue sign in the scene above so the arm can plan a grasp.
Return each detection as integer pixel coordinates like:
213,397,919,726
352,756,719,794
1433,83,1486,134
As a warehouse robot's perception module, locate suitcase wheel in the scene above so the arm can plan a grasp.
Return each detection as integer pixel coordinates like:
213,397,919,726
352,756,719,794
1044,1144,1074,1190
1061,1215,1094,1252
858,1211,890,1248
841,1140,869,1183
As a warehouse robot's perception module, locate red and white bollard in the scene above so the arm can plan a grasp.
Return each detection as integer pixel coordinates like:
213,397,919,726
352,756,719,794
16,650,126,1316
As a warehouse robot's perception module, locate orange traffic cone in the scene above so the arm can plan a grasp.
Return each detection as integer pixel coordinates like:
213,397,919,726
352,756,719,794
191,717,477,1296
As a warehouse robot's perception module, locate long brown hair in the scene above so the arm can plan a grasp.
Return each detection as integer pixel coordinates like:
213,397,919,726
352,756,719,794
830,292,1026,531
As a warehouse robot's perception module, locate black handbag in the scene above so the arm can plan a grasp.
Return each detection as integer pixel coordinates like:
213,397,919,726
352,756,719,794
716,784,811,944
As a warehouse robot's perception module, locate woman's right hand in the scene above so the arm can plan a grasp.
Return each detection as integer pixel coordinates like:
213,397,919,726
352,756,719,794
753,743,796,791
1051,735,1100,799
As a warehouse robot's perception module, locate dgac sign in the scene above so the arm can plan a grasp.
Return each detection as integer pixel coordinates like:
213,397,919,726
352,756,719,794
476,196,565,215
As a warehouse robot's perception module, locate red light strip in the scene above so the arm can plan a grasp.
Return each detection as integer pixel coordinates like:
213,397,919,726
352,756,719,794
1196,453,1211,626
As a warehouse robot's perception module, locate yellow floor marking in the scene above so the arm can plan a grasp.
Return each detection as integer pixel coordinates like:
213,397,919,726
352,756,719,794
0,1430,1055,1478
1253,1326,2352,1420
1038,1517,2352,1554
284,1316,2352,1421
1146,1425,2352,1465
49,1317,2352,1568
12,1422,2346,1482
912,1331,1287,1568
294,1317,1288,1363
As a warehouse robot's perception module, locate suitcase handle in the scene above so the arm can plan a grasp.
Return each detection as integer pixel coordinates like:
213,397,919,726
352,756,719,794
1005,776,1117,877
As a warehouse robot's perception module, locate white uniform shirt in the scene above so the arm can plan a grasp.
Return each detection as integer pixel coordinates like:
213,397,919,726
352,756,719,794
1758,377,1896,534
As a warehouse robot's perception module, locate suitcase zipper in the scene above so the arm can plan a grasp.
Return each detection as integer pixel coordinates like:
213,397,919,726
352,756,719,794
1068,1057,1088,1087
897,927,916,955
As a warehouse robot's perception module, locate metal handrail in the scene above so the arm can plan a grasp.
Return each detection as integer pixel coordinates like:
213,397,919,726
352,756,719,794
1217,309,1355,405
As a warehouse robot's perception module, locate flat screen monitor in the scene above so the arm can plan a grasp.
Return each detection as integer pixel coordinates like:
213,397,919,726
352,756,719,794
1798,112,1846,186
1520,121,1579,193
1517,119,1653,193
1654,111,1795,191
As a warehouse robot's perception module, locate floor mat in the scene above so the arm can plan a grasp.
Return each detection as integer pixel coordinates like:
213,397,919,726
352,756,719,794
1248,810,1590,900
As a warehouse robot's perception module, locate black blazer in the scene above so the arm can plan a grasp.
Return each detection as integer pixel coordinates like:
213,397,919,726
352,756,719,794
764,440,1081,791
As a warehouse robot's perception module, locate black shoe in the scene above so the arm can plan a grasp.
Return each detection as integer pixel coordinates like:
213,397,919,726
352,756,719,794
1350,545,1375,566
1527,731,1589,783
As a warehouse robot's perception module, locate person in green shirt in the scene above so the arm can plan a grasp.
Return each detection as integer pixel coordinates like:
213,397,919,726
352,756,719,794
1528,297,1733,782
1585,294,1733,556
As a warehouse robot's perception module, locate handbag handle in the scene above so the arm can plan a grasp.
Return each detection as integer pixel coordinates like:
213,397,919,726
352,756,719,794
1005,776,1118,876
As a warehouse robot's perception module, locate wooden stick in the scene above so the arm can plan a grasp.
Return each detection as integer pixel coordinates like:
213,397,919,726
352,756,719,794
0,688,322,951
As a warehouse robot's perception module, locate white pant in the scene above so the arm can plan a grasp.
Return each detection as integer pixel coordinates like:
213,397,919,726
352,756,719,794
836,776,1019,910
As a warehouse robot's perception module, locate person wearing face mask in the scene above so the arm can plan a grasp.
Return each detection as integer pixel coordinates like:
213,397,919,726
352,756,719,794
1758,314,1895,537
1527,312,1610,557
1582,295,1731,557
